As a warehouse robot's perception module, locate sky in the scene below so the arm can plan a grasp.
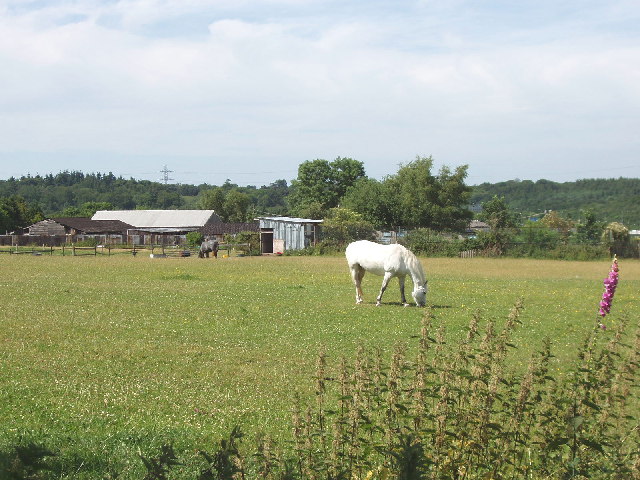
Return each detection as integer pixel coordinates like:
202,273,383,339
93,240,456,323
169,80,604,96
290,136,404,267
0,0,638,187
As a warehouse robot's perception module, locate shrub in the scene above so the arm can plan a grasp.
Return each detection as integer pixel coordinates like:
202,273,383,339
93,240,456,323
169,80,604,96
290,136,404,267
224,231,260,255
403,228,467,257
74,238,98,247
321,208,375,246
186,231,204,248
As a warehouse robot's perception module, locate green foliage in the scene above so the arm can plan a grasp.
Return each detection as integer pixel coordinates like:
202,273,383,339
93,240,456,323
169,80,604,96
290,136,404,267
74,238,99,247
471,178,640,228
197,427,244,480
0,195,44,233
385,156,472,231
343,156,473,232
186,231,205,248
572,210,605,246
321,207,375,246
223,231,260,255
478,195,517,229
402,228,467,257
198,187,255,222
602,222,633,257
59,201,114,218
288,157,365,218
474,195,518,255
0,172,290,218
342,178,396,230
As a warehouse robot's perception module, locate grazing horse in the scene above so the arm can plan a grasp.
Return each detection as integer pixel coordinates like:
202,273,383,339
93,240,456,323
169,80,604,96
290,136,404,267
345,240,428,307
198,239,219,258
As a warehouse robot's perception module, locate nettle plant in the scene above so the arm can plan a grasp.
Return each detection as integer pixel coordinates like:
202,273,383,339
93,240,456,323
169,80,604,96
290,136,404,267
280,304,638,479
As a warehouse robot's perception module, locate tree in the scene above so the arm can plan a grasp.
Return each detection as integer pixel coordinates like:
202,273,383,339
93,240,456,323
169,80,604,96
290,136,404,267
60,201,114,218
385,156,472,231
572,210,603,245
199,188,227,218
539,210,573,237
342,178,397,229
223,190,251,222
322,208,375,246
477,195,517,255
479,195,517,230
602,222,630,256
0,195,44,233
288,157,365,218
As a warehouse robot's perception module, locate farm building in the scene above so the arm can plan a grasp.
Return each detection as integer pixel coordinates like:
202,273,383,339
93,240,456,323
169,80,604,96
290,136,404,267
257,216,323,253
27,218,133,245
467,220,490,236
92,210,222,245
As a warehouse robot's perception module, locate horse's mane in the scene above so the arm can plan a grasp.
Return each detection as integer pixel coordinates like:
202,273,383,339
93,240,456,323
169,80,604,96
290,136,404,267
403,246,426,285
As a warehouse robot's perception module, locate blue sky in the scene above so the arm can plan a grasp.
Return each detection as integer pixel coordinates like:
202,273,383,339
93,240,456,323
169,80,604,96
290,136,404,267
0,0,638,186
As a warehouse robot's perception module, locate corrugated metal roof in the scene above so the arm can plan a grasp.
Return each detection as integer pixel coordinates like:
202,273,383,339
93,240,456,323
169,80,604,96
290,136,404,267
257,216,323,224
92,210,218,228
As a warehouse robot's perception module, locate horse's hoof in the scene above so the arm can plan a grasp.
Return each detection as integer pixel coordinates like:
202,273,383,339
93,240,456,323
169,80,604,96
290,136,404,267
376,302,381,307
403,303,410,308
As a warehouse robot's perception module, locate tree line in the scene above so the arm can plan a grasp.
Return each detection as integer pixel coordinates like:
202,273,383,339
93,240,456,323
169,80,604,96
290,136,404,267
1,159,638,239
472,177,640,228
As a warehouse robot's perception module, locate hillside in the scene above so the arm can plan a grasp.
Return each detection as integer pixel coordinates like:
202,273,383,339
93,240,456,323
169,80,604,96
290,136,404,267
471,178,640,228
1,172,639,229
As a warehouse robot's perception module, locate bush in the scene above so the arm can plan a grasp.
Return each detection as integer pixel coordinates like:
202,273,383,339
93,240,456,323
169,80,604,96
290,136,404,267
403,229,470,257
74,238,98,247
224,231,260,256
186,231,204,248
321,208,375,246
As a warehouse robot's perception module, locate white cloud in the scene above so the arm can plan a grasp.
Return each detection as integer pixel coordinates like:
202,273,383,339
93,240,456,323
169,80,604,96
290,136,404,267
0,0,638,184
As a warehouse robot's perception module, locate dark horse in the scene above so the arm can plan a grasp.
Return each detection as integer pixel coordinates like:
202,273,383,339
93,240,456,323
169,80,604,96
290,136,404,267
199,239,219,258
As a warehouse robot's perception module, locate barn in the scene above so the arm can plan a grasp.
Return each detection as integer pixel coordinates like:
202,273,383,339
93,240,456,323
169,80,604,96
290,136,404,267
257,216,323,253
92,210,222,245
27,218,133,245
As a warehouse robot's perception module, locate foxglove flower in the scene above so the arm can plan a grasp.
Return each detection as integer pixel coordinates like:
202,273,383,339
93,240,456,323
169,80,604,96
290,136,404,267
598,255,619,328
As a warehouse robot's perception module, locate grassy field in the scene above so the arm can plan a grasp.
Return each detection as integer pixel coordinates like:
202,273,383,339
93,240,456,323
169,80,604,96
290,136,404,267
1,254,639,477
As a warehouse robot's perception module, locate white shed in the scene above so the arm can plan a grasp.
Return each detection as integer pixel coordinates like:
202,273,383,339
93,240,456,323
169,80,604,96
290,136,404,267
257,216,323,253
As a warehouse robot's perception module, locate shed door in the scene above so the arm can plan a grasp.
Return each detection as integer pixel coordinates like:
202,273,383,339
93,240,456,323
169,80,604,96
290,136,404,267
261,230,274,254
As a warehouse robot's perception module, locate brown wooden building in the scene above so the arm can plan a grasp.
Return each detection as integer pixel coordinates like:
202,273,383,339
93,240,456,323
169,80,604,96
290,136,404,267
28,218,133,245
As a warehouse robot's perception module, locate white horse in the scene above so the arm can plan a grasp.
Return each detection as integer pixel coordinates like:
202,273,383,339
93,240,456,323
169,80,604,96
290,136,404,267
345,240,428,307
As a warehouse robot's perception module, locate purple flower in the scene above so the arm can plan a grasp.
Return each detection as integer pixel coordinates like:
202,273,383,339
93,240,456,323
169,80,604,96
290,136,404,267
597,255,619,328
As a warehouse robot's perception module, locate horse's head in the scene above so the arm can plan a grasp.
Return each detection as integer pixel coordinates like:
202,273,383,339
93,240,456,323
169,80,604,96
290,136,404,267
412,283,428,307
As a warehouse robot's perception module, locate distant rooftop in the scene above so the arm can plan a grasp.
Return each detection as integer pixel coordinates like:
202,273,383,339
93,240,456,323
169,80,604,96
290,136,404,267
257,216,323,223
92,210,219,228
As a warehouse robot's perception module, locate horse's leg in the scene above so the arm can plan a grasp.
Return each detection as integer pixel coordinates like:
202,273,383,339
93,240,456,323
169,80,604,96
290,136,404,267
376,272,394,306
350,265,365,304
398,275,409,306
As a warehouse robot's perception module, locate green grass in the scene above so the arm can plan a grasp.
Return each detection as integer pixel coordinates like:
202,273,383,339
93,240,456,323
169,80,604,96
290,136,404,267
1,255,639,477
